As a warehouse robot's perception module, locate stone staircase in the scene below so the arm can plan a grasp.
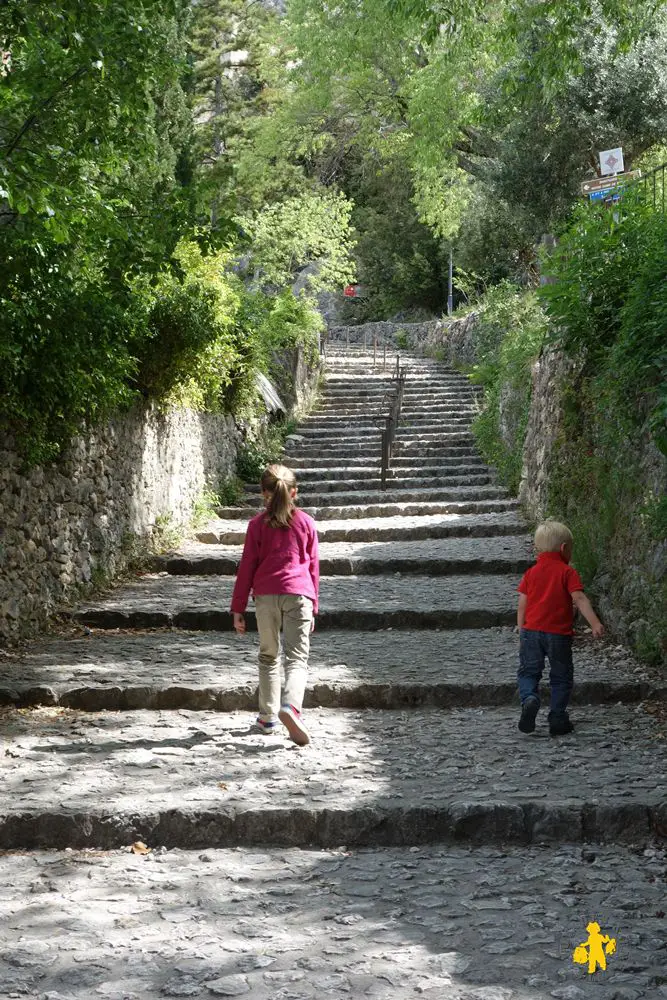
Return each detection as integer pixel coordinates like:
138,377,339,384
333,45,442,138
1,343,665,998
0,342,664,854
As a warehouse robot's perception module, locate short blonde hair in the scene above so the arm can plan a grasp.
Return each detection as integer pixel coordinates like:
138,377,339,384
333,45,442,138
534,520,573,553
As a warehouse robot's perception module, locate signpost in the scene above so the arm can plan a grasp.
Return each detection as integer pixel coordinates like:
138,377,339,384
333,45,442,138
580,157,641,204
599,147,625,176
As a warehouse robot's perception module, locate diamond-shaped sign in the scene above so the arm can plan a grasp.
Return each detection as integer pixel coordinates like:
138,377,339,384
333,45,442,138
599,147,624,177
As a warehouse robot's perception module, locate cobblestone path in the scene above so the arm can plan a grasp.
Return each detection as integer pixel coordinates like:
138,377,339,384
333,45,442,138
1,342,665,998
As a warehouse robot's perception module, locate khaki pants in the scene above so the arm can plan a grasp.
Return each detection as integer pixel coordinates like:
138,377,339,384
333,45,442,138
254,594,313,721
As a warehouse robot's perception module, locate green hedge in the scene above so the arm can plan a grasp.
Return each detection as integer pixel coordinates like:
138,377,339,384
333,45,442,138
540,193,667,664
467,282,547,493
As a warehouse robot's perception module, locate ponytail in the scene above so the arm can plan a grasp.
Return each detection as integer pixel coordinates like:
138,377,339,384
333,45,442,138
261,464,297,528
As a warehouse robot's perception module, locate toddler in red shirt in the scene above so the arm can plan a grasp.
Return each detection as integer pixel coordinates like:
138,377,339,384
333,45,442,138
517,520,603,736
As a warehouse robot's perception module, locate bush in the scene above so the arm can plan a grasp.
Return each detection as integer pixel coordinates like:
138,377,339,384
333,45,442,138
237,439,275,483
0,239,139,465
260,290,323,363
467,282,547,492
236,421,295,483
541,195,667,447
133,239,242,409
539,192,667,664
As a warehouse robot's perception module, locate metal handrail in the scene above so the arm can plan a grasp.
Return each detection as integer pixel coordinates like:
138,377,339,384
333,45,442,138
633,161,666,214
320,327,400,371
380,355,406,490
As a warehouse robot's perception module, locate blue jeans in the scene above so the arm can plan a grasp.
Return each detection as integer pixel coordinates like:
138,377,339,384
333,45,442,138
518,629,573,717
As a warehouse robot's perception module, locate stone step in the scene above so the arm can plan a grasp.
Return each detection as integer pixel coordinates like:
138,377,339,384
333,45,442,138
322,382,473,393
216,497,518,521
318,393,477,405
322,391,476,403
1,703,664,849
287,431,385,443
289,432,475,453
287,451,484,467
291,464,489,481
323,371,449,379
74,573,521,631
3,627,654,713
396,431,475,443
324,367,444,377
310,407,478,419
282,453,486,469
301,412,476,426
297,419,473,438
217,510,523,544
296,426,477,441
4,845,663,997
159,535,533,578
290,485,511,506
248,474,494,495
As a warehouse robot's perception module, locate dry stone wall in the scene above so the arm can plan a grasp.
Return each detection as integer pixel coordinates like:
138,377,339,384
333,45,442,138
0,343,321,644
0,406,239,643
518,346,582,518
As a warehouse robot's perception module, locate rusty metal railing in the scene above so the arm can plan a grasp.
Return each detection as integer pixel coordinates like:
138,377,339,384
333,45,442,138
380,354,406,490
634,161,666,214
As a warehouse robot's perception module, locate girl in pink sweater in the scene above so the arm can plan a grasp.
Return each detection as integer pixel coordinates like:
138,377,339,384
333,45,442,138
231,464,319,746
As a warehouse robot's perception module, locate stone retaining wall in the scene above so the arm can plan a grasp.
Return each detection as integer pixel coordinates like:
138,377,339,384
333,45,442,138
519,346,581,519
0,406,239,643
0,344,321,644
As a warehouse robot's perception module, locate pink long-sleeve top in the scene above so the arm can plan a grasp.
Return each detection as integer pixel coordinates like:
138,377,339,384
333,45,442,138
230,508,320,615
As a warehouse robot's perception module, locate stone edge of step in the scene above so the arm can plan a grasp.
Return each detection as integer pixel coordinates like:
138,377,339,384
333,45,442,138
70,608,519,631
153,554,532,577
0,799,663,850
1,679,660,713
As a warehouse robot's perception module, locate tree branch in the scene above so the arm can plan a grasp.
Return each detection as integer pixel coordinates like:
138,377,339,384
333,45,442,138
3,65,88,157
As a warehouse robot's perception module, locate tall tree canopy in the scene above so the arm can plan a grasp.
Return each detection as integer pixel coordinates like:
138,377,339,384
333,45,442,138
234,0,667,303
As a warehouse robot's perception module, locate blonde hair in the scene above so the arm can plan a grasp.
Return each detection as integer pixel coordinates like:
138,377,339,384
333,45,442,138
261,464,297,529
534,520,573,553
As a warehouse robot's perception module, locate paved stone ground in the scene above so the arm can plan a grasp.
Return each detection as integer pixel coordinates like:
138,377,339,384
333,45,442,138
230,486,515,511
2,345,665,993
0,628,660,710
159,536,534,577
208,511,527,545
1,702,666,848
0,844,665,999
73,574,523,630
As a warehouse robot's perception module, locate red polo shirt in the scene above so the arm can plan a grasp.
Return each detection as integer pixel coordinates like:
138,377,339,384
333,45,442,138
518,551,584,635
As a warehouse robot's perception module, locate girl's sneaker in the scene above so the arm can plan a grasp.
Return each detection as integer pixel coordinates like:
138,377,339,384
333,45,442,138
254,717,280,734
279,704,311,746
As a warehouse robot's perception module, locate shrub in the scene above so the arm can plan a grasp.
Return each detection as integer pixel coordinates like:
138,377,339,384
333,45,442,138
467,282,547,492
236,440,275,483
539,191,667,664
0,239,139,465
133,239,242,409
541,194,667,448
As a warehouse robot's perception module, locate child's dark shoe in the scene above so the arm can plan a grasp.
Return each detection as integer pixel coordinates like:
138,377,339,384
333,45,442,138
549,712,574,736
518,696,539,733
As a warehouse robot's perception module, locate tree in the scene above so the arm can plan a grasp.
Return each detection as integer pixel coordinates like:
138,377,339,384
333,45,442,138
188,0,277,224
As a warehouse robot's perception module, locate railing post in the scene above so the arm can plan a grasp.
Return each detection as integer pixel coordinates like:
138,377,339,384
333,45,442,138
374,335,377,368
383,343,387,371
346,328,349,349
